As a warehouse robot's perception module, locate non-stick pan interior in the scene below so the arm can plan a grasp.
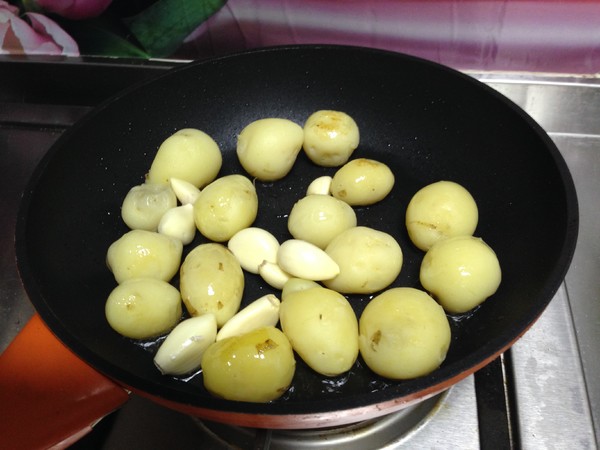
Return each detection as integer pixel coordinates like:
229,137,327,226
16,46,578,423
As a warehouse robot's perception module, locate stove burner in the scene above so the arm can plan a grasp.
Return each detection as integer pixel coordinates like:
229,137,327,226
193,391,445,449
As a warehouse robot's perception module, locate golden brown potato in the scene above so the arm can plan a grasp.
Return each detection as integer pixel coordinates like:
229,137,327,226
287,194,357,249
106,229,182,284
105,278,182,339
330,158,394,206
193,174,258,242
323,226,402,294
236,118,304,181
179,243,244,327
420,235,501,314
359,287,451,379
121,182,177,231
147,128,222,188
279,286,359,376
201,326,295,402
405,180,479,251
302,110,359,167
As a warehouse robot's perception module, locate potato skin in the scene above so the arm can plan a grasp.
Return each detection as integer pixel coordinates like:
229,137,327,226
236,118,304,181
405,180,478,251
330,158,395,206
420,235,501,314
179,243,244,327
121,182,177,231
359,287,451,379
201,326,295,402
279,286,359,376
323,226,402,294
105,277,182,339
147,128,222,188
193,174,258,242
287,194,357,249
106,229,182,284
302,110,359,167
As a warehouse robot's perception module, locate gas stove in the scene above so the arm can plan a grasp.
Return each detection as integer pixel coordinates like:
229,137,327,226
1,57,598,449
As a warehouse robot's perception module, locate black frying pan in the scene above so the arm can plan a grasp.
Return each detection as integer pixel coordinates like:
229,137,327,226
16,46,578,428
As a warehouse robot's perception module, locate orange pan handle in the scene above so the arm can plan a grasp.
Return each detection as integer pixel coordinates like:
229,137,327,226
0,314,129,450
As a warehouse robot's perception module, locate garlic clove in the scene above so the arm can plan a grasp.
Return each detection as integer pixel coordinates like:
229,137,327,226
277,239,340,281
158,203,196,245
154,314,217,376
258,261,292,289
306,175,333,196
216,294,281,341
228,227,280,274
170,177,202,205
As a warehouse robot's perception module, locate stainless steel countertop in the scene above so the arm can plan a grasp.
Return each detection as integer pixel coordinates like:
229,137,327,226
481,74,600,448
1,70,598,448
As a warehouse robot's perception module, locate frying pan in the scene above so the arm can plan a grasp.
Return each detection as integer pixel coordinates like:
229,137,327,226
15,46,578,429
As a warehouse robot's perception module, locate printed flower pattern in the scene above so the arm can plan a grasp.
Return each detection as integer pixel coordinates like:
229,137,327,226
35,0,113,20
0,0,79,55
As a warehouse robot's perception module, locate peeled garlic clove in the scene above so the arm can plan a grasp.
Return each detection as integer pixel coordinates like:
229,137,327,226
154,314,217,376
170,177,202,205
277,239,340,281
158,204,196,245
228,227,280,274
306,176,333,196
216,294,281,341
258,261,292,289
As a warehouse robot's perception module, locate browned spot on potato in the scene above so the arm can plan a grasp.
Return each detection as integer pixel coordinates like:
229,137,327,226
416,220,437,230
370,330,382,351
217,301,224,310
256,338,278,354
218,262,224,271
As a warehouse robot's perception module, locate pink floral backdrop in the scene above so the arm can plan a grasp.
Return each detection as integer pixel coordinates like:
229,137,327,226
2,0,600,74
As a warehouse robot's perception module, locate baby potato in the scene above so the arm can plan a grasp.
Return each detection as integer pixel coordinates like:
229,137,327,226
236,118,304,181
330,158,395,206
420,235,501,314
405,180,479,251
147,128,222,188
105,278,182,339
302,110,359,167
179,243,244,327
193,174,258,242
106,229,182,284
121,182,177,231
201,326,295,402
279,286,359,376
323,226,402,294
281,278,321,300
359,287,451,380
287,194,357,249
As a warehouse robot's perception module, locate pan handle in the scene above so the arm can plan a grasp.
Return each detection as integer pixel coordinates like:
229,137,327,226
0,314,129,450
